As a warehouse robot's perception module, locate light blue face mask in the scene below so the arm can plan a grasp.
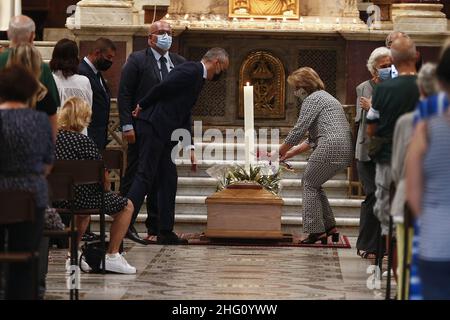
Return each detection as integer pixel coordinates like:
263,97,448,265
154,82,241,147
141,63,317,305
156,33,172,51
378,67,392,82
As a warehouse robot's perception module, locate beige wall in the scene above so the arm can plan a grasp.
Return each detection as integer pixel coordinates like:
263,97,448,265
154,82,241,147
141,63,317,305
168,0,353,17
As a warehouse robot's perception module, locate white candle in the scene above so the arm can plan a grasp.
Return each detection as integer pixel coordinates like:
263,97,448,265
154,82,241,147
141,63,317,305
244,82,255,173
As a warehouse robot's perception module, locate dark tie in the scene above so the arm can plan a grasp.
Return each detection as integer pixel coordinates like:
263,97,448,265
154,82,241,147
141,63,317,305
97,72,106,92
159,56,169,80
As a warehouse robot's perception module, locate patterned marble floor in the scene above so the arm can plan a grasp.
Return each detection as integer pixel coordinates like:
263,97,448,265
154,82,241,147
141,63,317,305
44,236,393,300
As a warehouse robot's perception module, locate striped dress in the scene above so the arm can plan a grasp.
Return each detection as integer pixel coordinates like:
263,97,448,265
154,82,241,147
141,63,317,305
419,115,450,262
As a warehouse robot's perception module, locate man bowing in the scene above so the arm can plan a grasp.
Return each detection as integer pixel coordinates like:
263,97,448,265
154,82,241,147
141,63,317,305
128,47,229,245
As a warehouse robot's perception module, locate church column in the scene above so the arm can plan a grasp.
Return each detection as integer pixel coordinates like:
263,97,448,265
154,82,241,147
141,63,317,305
391,0,447,33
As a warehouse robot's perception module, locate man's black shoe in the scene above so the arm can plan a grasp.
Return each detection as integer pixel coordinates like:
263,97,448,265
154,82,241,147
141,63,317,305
126,226,151,245
157,232,188,245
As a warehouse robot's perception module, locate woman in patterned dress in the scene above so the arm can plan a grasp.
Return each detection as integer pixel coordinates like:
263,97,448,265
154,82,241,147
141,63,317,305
0,65,53,299
55,97,136,274
278,67,353,244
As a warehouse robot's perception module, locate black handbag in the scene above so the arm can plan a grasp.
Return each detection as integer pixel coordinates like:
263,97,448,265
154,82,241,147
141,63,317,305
79,240,123,273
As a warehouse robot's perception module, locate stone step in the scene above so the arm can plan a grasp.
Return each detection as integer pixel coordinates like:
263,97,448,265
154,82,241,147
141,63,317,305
176,177,349,198
175,159,349,180
143,195,361,219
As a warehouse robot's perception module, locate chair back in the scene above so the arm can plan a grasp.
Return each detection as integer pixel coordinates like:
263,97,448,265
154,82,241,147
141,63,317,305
47,173,74,202
0,191,35,225
101,149,124,176
52,160,104,185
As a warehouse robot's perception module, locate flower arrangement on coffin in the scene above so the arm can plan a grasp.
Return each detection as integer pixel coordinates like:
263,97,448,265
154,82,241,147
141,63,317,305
206,153,294,195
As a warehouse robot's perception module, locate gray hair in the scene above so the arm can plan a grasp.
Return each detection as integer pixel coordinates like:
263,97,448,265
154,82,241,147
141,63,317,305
385,31,408,48
202,48,229,64
7,15,36,45
367,47,391,75
418,63,438,98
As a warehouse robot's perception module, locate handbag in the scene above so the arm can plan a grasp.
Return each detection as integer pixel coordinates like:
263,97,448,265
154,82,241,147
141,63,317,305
79,240,123,273
79,240,107,273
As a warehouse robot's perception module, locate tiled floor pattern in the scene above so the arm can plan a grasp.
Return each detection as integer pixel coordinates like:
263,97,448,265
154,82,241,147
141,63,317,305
45,237,392,300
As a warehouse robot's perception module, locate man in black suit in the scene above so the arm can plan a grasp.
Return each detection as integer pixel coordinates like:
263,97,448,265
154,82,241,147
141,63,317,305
79,37,116,151
128,48,229,244
118,20,187,245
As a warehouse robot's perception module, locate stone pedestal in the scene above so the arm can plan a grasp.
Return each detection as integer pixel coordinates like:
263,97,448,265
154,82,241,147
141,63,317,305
392,3,447,33
73,0,135,26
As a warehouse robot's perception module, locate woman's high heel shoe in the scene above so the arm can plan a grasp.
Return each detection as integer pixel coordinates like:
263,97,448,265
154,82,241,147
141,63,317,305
326,226,340,243
300,233,328,245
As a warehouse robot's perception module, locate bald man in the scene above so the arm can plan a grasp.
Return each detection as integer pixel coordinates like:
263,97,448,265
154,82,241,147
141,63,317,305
0,15,60,140
366,37,420,238
118,20,187,244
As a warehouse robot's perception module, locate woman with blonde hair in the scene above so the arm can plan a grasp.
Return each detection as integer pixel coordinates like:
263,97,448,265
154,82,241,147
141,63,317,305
6,43,48,107
55,96,136,274
278,67,353,244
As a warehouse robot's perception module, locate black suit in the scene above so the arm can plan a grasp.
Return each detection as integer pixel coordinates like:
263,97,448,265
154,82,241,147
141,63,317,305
78,59,111,150
118,48,186,234
127,61,205,232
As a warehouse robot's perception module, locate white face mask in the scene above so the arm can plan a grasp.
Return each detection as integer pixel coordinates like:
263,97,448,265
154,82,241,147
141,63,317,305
294,88,309,103
155,33,172,51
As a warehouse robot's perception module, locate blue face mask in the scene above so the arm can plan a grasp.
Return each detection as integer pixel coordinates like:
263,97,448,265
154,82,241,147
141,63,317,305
155,33,172,51
378,67,392,82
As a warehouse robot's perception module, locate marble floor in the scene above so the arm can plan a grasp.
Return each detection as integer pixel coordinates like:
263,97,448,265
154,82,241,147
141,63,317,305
44,235,394,300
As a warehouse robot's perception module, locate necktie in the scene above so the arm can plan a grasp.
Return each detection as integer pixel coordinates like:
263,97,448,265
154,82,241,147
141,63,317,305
97,72,106,92
160,56,169,80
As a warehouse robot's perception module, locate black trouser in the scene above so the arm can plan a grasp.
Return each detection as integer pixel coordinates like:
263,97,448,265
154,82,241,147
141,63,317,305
127,120,178,234
356,160,380,253
0,207,44,300
88,126,108,151
121,136,158,234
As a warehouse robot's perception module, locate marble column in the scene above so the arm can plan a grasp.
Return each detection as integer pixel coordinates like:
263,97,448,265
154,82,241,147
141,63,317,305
0,0,21,31
72,0,135,26
392,2,447,32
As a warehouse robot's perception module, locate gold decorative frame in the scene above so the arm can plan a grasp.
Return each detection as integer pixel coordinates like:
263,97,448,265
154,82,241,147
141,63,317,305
239,51,286,119
229,0,300,19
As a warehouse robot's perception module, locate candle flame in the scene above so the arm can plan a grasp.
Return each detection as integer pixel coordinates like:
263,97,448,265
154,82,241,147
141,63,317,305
246,82,250,86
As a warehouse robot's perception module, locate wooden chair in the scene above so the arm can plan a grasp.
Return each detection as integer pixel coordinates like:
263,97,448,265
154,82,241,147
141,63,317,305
45,173,79,300
51,160,107,274
0,191,39,300
102,149,124,192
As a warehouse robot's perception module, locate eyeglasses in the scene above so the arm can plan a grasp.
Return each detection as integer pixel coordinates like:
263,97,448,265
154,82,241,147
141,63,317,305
149,30,172,37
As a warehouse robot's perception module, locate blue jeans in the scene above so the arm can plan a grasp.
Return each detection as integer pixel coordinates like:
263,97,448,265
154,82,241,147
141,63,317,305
418,259,450,300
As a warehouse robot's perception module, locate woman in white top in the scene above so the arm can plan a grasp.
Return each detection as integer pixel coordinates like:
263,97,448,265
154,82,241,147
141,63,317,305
50,38,93,135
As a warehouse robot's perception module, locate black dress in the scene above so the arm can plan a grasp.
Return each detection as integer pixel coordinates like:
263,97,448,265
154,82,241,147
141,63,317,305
54,129,127,215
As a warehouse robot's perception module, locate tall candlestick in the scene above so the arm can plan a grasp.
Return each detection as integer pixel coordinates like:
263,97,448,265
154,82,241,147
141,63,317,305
244,82,255,173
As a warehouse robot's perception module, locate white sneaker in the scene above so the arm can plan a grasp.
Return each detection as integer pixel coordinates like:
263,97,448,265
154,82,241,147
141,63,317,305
105,253,136,274
65,251,91,272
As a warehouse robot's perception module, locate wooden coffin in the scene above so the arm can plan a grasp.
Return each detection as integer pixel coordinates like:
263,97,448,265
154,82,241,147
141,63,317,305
205,183,284,239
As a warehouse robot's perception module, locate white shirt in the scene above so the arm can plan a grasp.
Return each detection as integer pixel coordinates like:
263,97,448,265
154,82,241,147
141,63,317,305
83,56,106,89
150,48,174,79
53,71,93,136
200,61,208,79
